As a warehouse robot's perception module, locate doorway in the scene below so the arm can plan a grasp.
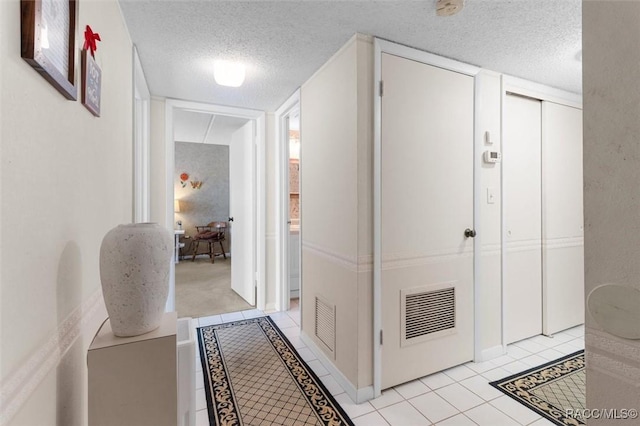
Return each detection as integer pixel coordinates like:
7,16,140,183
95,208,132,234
288,113,301,305
164,99,266,313
275,90,301,313
172,110,254,317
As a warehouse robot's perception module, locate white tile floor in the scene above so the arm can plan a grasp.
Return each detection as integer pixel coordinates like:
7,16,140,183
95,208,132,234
190,306,584,426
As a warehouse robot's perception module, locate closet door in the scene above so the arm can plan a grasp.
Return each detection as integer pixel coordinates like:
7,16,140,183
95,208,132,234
504,94,542,344
380,53,474,389
542,102,584,335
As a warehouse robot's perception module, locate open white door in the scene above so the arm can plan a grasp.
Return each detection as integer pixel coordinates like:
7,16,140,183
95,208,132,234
380,52,475,389
230,121,256,305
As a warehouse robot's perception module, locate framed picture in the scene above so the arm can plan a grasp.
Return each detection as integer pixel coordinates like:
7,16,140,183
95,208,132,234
81,49,101,116
21,0,78,100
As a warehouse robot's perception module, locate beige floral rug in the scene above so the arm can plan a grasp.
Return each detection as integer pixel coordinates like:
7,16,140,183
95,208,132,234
490,350,585,426
197,316,354,426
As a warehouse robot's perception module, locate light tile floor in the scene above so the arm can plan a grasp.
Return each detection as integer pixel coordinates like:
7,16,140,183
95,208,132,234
190,304,584,426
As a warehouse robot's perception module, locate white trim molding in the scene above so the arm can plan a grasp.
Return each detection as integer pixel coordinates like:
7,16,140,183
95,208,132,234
133,45,151,223
480,345,507,362
0,289,105,426
502,75,582,108
586,351,640,388
505,239,543,253
300,331,374,404
381,248,474,271
274,89,301,313
302,240,358,272
542,236,584,250
301,240,373,273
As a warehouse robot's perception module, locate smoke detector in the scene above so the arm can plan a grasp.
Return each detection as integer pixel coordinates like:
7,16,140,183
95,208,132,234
436,0,464,16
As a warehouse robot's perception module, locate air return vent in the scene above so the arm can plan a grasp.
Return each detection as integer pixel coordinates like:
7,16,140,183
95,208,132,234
401,284,456,347
315,297,336,356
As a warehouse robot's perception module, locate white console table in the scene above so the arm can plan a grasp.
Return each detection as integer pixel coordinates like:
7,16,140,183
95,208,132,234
174,229,185,264
88,312,177,426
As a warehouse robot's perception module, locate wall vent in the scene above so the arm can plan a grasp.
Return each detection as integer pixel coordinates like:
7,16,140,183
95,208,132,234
401,284,456,347
315,296,336,356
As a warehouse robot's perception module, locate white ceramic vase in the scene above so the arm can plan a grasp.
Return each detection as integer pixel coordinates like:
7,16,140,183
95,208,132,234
100,223,173,337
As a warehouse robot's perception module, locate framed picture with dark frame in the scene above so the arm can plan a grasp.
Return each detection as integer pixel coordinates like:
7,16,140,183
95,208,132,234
20,0,78,100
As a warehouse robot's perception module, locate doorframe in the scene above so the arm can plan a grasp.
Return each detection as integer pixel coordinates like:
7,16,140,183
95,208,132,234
373,38,480,397
275,90,301,312
499,75,582,351
164,99,266,311
133,46,151,223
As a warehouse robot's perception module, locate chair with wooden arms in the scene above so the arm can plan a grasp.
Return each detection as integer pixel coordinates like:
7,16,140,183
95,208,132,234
192,221,227,263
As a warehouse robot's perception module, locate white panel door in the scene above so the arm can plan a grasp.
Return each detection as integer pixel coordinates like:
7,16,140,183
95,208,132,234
230,122,255,305
381,53,475,389
542,102,584,334
504,94,542,344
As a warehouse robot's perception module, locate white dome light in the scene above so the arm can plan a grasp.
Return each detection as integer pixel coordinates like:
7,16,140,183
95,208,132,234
213,60,246,87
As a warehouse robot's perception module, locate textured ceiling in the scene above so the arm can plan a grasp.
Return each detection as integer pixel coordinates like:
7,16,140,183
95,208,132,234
174,111,249,144
119,0,582,111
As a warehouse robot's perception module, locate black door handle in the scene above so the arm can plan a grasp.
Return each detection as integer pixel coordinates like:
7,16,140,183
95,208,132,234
228,217,234,222
464,228,476,238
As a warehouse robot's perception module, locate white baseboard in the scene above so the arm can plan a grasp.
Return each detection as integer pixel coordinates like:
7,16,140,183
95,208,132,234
479,345,506,362
264,302,277,313
300,331,373,404
289,289,300,299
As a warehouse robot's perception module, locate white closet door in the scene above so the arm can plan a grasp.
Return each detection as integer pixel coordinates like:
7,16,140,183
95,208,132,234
542,102,584,335
380,53,474,389
504,94,542,344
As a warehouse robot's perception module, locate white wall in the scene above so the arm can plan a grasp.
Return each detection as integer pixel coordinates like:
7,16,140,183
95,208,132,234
265,113,277,310
0,1,133,424
475,71,503,356
583,1,640,420
301,35,361,388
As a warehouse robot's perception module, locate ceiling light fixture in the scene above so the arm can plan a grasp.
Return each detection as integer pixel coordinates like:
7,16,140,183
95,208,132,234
436,0,464,17
213,60,246,87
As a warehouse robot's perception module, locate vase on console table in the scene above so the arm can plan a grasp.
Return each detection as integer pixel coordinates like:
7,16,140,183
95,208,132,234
99,223,173,337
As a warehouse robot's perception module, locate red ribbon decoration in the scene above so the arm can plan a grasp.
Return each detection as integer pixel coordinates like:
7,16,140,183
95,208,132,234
83,25,101,58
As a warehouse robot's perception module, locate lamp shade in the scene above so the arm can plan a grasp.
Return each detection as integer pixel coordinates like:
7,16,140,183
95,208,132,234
174,199,181,213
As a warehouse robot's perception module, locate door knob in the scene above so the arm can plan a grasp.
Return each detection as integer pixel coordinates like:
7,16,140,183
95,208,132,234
228,217,234,222
287,220,292,224
464,228,476,238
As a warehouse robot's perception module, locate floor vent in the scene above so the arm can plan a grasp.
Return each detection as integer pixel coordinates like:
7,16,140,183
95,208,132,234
315,296,336,356
401,284,456,347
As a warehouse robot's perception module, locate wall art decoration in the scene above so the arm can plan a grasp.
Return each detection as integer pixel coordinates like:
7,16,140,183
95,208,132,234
81,25,101,116
180,172,189,188
21,0,79,100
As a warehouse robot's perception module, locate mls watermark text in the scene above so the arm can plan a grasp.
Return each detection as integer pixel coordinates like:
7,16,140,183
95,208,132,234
566,408,638,420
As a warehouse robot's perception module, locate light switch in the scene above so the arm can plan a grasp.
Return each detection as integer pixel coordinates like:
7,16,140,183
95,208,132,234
487,187,496,204
485,131,493,145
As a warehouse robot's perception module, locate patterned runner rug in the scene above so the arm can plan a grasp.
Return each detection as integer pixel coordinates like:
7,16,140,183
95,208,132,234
490,350,585,426
197,316,354,426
